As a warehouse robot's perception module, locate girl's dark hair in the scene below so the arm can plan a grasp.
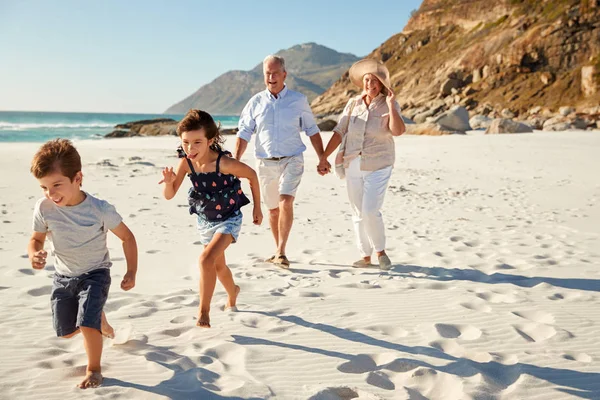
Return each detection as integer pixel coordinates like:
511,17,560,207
177,109,224,153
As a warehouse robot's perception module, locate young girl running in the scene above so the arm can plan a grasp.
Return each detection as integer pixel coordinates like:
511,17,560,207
159,109,262,328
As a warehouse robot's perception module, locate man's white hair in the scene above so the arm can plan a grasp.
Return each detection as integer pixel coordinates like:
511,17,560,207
263,55,286,72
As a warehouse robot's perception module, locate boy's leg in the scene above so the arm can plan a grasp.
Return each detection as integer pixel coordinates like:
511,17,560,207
78,327,103,388
51,274,79,338
215,253,240,309
198,233,233,328
76,269,111,388
101,311,114,339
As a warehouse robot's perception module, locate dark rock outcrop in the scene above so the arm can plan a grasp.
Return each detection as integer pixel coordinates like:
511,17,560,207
311,0,600,120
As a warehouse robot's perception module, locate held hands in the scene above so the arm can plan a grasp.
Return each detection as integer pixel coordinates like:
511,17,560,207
317,156,331,176
158,167,176,185
30,249,47,269
253,205,263,225
121,271,136,291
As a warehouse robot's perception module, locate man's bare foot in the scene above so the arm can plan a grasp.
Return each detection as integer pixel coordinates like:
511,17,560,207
78,370,103,389
196,311,211,328
225,285,240,310
101,312,115,339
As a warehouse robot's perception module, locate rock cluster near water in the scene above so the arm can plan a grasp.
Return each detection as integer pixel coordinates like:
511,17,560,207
105,119,239,138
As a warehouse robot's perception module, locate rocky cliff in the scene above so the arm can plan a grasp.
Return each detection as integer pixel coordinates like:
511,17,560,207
165,43,359,115
311,0,600,119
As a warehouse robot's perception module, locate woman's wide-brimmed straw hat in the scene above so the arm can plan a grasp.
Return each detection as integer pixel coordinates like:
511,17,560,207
349,59,391,91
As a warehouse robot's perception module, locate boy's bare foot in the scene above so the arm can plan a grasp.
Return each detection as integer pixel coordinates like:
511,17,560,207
196,311,211,328
78,370,103,389
101,312,115,339
225,285,240,310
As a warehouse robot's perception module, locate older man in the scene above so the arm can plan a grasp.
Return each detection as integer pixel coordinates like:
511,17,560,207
234,55,328,268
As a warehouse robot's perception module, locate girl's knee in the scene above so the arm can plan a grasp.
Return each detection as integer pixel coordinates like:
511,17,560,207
199,253,217,270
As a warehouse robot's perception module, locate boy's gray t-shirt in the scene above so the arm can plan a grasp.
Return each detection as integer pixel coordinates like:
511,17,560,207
32,192,123,277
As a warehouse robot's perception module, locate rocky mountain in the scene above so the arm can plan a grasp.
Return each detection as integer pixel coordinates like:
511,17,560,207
311,0,600,121
165,43,359,115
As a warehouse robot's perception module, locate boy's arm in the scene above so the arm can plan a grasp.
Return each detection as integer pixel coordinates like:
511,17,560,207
27,231,47,269
160,158,189,200
220,157,263,225
110,222,138,291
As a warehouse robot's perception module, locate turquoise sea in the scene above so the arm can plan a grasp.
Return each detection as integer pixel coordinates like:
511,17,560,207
0,111,240,143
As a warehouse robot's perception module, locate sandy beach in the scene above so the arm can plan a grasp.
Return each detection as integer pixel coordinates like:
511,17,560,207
0,130,599,399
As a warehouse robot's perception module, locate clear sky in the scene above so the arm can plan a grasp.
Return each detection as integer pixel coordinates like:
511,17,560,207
0,0,423,113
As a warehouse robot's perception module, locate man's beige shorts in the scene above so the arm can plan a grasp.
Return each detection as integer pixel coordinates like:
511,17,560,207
257,154,304,210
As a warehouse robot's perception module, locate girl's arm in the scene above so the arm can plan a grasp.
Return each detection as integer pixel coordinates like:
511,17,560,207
110,222,137,291
27,231,47,269
220,157,263,225
159,158,189,200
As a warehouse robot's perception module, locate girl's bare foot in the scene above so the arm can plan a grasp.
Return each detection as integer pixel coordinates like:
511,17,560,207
225,285,240,310
101,312,115,339
196,311,211,328
78,370,103,389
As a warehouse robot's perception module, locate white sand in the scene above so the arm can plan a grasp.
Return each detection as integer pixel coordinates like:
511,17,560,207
0,130,599,399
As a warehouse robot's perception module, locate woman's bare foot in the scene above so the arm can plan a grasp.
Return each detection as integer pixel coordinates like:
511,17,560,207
225,285,240,310
196,311,211,328
78,370,103,389
101,312,115,339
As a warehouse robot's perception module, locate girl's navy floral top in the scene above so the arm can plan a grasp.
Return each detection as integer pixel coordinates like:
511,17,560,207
178,147,250,222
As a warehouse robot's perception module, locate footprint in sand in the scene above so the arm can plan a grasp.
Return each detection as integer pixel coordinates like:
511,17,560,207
512,310,555,324
297,291,325,298
158,326,194,338
434,323,482,340
562,352,593,363
26,285,52,297
548,292,582,301
477,291,519,304
18,268,35,276
366,371,395,390
110,324,133,345
170,315,194,324
364,324,408,338
337,354,378,374
513,323,556,342
307,387,379,400
460,300,492,313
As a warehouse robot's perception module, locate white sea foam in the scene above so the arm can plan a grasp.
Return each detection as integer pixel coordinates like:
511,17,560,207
0,122,114,130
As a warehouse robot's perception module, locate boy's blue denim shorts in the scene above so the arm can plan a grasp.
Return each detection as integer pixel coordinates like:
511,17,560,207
51,268,111,337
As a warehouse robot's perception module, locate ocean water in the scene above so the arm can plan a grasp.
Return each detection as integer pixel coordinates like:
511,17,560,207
0,111,240,143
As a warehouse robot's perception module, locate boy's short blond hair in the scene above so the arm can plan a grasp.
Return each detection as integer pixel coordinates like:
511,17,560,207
31,138,82,181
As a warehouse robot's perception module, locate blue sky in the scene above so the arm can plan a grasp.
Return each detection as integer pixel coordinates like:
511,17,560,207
0,0,422,113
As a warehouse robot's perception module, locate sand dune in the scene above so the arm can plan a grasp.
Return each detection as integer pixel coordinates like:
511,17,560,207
0,131,599,399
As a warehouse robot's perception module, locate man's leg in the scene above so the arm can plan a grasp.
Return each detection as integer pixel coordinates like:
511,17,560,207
275,155,304,265
276,195,294,257
269,207,280,250
258,159,283,258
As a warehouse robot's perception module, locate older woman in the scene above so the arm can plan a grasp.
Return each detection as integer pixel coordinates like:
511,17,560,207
323,59,405,270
